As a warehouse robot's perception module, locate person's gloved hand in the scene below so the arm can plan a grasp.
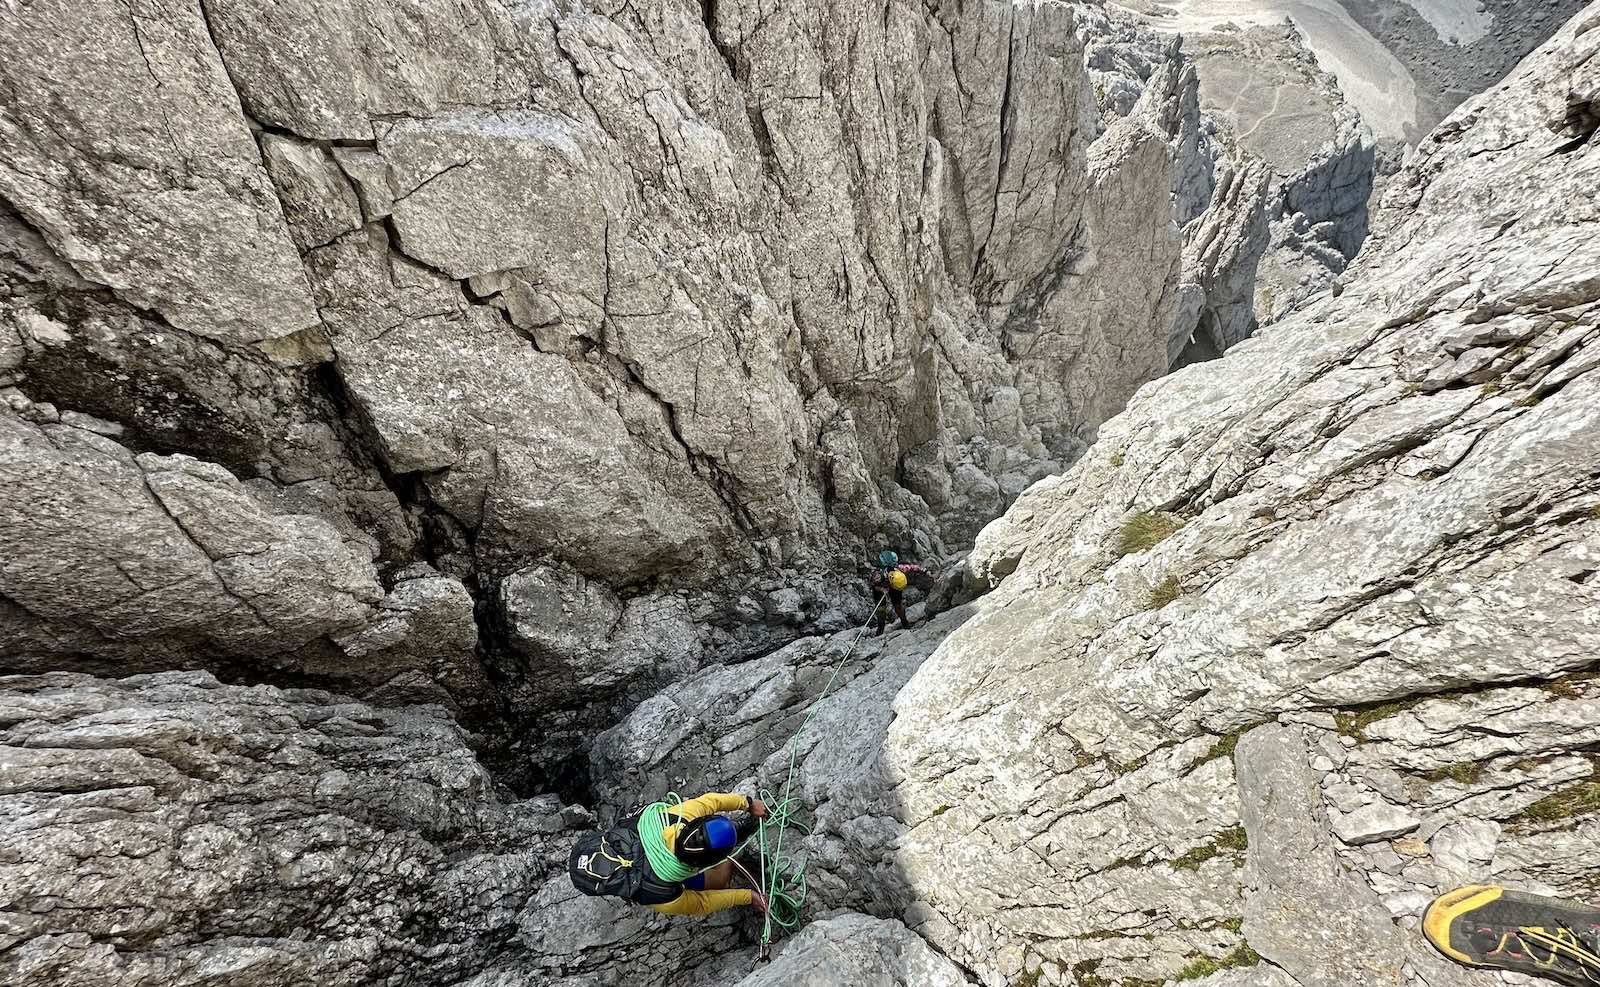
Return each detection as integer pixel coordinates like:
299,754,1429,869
749,798,769,819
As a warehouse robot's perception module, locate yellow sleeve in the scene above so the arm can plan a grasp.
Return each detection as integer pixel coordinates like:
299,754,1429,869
649,888,755,916
669,792,750,820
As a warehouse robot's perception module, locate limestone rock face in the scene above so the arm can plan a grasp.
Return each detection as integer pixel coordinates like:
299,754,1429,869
4,2,1597,987
731,914,971,987
494,562,702,712
880,7,1600,984
0,0,1281,727
1179,25,1377,329
1078,8,1274,366
0,671,567,987
0,397,484,709
0,0,318,341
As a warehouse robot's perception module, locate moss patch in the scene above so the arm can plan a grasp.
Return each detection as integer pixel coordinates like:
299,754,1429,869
1110,451,1125,467
1147,575,1183,610
1425,760,1487,786
1217,825,1249,852
1175,943,1262,980
1194,722,1270,769
1071,960,1110,987
1171,845,1219,871
1510,780,1600,829
1333,695,1432,741
1117,511,1184,557
1202,731,1243,764
1546,669,1600,699
1101,853,1152,873
1172,825,1249,871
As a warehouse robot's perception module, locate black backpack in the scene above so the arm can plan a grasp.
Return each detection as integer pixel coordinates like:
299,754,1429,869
568,813,681,906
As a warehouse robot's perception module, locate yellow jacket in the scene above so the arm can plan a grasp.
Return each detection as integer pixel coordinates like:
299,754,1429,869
650,792,755,916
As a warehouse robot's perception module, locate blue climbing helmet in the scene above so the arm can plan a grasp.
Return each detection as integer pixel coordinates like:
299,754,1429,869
877,549,898,570
676,814,738,867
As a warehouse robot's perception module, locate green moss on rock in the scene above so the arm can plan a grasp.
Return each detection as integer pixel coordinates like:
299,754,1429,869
1175,943,1262,980
1424,761,1487,785
1511,780,1600,828
1333,696,1432,741
1171,825,1248,870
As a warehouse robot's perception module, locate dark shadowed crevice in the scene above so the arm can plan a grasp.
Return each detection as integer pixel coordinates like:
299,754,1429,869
1552,96,1600,155
700,0,740,80
1173,311,1223,370
308,361,470,572
972,11,1019,285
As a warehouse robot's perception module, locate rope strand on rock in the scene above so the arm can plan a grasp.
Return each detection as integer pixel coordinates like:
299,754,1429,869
747,590,890,955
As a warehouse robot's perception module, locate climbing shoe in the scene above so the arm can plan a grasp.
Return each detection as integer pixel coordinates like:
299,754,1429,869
1424,884,1600,985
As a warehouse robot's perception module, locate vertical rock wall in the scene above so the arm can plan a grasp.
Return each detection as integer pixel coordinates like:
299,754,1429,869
1,0,1262,717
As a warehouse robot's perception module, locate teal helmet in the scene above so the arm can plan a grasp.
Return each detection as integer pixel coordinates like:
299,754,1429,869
877,550,898,569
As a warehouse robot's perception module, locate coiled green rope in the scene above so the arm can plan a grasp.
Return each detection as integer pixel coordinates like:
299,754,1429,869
638,799,697,883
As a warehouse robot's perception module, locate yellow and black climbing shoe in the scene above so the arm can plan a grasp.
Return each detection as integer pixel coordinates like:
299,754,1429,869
1424,884,1600,985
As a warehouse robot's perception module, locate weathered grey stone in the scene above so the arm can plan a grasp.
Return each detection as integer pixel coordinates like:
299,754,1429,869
1176,25,1377,328
1171,148,1272,363
732,914,969,987
198,0,543,141
0,0,317,341
1430,819,1501,879
0,407,481,706
883,8,1600,982
0,409,373,661
383,110,623,282
329,147,396,221
0,0,1299,744
259,134,364,252
331,565,487,709
1233,726,1491,987
1331,802,1422,846
494,563,702,711
2,3,1598,987
197,0,1279,597
0,671,559,987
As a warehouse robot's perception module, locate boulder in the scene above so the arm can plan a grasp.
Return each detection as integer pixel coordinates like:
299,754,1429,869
0,671,561,987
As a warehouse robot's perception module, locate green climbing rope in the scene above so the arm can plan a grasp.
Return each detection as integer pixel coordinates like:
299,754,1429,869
638,799,698,883
748,591,890,949
750,789,810,931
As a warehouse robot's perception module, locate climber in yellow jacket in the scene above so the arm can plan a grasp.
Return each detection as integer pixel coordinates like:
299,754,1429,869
568,791,769,916
647,791,769,915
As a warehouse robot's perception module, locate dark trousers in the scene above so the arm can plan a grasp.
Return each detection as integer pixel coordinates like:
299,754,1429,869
875,588,909,633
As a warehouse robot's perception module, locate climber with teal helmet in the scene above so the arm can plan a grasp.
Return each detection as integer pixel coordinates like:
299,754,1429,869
866,548,926,636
